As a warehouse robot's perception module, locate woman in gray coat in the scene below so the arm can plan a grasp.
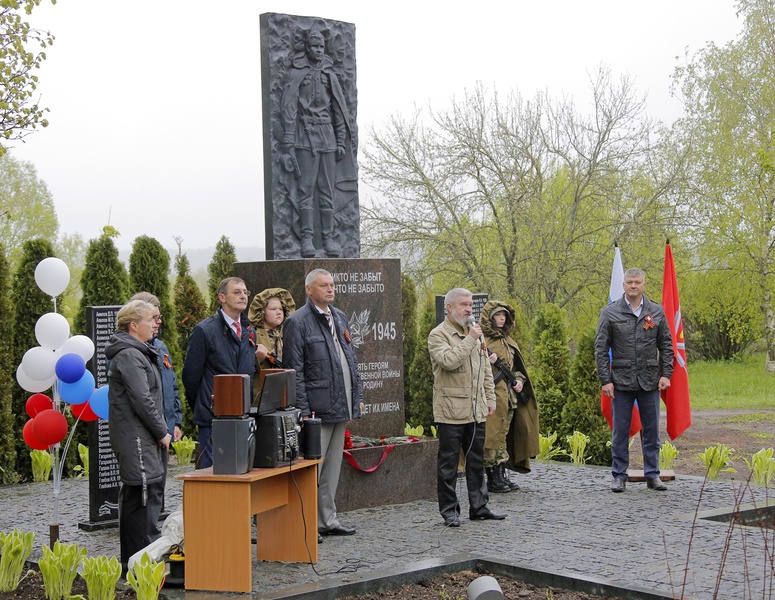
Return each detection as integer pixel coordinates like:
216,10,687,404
105,300,171,568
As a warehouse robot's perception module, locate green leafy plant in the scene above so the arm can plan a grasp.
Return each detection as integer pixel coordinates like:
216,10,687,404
127,553,166,600
171,436,196,465
697,443,736,479
659,441,679,471
81,555,122,600
30,449,53,482
566,431,590,465
72,443,89,477
430,425,437,438
743,447,775,487
537,432,568,461
39,540,87,600
0,529,35,592
404,424,424,437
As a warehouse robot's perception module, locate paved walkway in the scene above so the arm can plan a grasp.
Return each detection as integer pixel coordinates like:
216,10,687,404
1,461,773,599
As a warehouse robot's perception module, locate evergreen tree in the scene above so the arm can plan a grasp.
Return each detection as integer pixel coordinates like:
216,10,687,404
172,243,207,435
128,235,179,356
0,244,17,484
75,227,129,334
207,236,237,313
407,299,436,430
400,273,418,421
531,303,571,437
560,330,612,466
11,238,57,480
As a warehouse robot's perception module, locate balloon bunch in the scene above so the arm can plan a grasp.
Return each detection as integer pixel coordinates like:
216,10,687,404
15,257,112,544
16,258,111,452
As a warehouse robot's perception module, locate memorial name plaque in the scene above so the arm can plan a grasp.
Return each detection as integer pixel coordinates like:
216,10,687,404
79,305,121,530
235,258,403,437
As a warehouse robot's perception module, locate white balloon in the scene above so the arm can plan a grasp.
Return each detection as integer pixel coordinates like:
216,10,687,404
34,257,70,297
21,346,58,380
16,364,55,394
35,312,71,350
60,335,95,361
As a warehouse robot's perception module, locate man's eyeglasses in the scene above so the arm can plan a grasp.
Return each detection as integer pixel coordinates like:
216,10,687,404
230,290,250,297
153,314,163,322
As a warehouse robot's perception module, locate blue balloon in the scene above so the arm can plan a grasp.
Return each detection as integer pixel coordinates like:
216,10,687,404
89,385,109,421
55,353,86,384
58,370,95,405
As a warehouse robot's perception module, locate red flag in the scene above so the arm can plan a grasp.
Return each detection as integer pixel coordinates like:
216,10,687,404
600,245,642,437
661,242,692,439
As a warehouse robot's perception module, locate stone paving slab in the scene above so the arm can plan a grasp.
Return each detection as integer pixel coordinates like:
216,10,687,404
1,461,772,598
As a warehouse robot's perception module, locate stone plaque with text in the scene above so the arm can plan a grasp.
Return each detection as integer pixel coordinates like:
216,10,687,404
235,258,402,437
81,306,121,528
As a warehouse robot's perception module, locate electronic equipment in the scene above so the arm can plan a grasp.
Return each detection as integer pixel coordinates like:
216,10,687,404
253,408,302,468
253,369,295,415
213,374,251,416
300,417,322,459
212,416,256,475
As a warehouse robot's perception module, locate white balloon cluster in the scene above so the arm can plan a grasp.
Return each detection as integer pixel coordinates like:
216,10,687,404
16,258,97,398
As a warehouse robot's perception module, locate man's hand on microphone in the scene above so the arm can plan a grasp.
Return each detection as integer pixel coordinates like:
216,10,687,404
468,323,483,339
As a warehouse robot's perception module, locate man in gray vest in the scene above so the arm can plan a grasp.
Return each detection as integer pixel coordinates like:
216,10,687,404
283,268,363,535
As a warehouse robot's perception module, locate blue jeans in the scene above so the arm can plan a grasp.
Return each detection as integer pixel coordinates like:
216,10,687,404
611,388,660,480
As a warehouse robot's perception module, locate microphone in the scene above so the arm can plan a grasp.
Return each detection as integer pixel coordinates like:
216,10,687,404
467,316,477,328
467,315,487,354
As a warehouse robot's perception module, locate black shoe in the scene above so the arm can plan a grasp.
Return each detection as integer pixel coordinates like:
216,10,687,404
486,467,510,493
470,508,507,521
443,516,461,528
611,477,626,493
317,534,323,543
320,525,356,536
646,477,668,491
499,464,520,491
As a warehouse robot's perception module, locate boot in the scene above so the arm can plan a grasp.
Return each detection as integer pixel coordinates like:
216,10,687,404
299,208,316,258
486,467,510,494
320,208,342,257
499,463,520,491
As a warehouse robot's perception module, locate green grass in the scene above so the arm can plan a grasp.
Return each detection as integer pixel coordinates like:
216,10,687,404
688,353,775,410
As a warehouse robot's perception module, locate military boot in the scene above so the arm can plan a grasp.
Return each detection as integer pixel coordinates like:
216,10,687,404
486,467,510,493
299,208,317,258
499,463,520,491
320,208,342,257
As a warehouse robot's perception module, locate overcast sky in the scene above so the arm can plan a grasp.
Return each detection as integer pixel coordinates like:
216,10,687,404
8,1,741,254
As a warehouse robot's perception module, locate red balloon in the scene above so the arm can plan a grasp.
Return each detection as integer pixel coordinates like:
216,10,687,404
32,410,68,446
71,401,99,422
25,394,54,418
23,419,49,450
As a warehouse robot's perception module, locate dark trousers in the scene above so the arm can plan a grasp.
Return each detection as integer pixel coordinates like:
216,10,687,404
611,387,661,480
437,422,489,521
196,425,212,469
118,481,164,565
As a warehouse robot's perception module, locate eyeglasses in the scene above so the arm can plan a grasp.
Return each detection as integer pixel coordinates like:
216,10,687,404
230,290,250,297
153,314,163,322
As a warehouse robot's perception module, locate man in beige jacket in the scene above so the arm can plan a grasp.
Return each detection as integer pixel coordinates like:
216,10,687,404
428,288,507,527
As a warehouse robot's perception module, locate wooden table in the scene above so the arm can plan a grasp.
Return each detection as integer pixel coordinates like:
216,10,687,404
177,459,320,592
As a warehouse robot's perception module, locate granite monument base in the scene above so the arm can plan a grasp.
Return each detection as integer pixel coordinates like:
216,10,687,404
336,439,438,512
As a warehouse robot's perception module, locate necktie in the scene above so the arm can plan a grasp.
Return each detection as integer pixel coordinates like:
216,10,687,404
325,313,336,338
233,320,241,339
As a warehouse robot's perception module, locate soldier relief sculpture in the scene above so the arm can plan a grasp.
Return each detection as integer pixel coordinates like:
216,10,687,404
262,15,360,260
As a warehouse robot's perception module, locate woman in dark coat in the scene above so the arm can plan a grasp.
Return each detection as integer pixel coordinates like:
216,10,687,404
105,299,171,567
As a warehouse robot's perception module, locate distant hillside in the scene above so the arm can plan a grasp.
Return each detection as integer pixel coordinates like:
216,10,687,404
118,246,265,273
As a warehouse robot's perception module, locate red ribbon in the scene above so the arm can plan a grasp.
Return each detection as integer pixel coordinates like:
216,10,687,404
343,444,395,473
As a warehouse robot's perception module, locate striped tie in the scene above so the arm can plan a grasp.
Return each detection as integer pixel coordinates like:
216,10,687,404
233,320,241,339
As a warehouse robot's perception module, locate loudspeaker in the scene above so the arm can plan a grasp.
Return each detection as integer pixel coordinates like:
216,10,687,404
213,374,251,416
300,417,322,459
212,416,256,475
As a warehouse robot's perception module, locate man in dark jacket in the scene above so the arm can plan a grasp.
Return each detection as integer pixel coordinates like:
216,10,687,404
283,268,363,536
595,267,674,493
183,277,257,469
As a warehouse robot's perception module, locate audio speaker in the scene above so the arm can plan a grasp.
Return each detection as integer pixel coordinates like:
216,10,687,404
213,374,251,416
212,416,256,475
